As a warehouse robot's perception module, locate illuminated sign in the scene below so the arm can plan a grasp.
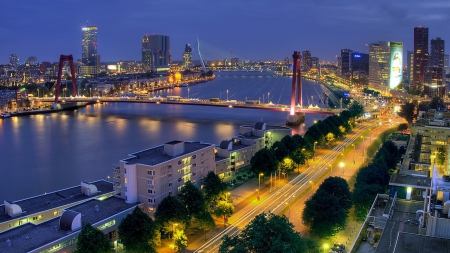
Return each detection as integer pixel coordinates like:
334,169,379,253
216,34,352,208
353,54,361,58
389,42,403,89
82,27,88,31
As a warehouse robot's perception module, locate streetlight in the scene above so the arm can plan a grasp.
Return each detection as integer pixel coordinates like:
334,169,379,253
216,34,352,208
309,180,314,191
188,87,190,100
258,173,263,200
328,163,332,173
339,162,345,176
268,92,270,103
313,141,318,160
226,89,229,101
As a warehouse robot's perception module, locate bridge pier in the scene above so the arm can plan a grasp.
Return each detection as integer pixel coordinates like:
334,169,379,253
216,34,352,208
286,51,305,126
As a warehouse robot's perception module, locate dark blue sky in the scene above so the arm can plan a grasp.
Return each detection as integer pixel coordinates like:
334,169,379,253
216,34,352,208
1,0,449,64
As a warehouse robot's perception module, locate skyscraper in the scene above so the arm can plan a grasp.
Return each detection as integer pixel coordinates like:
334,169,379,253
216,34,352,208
340,49,353,75
81,25,99,75
444,54,449,74
368,42,390,91
311,57,319,69
406,50,414,87
413,26,428,91
425,37,445,97
147,35,170,72
350,52,369,86
9,54,18,67
302,51,312,71
182,44,192,70
142,34,153,72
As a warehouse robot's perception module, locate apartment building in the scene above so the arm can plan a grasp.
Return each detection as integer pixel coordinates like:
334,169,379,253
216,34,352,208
113,141,215,215
215,122,291,178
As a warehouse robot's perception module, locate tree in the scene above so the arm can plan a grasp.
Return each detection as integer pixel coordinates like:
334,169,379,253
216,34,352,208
270,141,290,162
278,157,296,175
118,207,157,253
75,223,112,253
213,201,234,227
398,102,416,126
397,123,408,132
302,191,347,237
317,177,352,211
173,229,188,252
281,135,297,152
219,213,312,253
154,196,189,236
292,134,306,149
250,148,279,175
436,146,446,165
193,210,216,241
289,148,307,174
428,97,445,110
203,171,228,206
348,101,364,118
179,181,205,218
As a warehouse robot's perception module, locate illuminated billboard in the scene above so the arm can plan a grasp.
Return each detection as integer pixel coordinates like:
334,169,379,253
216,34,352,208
389,42,403,89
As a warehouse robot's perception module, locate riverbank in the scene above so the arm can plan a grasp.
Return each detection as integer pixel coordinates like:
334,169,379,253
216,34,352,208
4,101,95,118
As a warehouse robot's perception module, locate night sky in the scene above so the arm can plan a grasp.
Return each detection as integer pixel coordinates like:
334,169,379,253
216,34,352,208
1,0,449,63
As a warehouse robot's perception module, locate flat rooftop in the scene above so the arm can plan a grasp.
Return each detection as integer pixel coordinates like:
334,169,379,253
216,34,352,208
230,143,251,151
393,232,450,253
0,180,114,224
0,197,136,253
123,141,213,166
389,174,432,189
215,156,228,162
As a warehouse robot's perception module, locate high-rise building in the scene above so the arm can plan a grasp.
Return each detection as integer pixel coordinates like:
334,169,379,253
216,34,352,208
406,50,414,87
9,54,18,67
444,54,449,74
341,49,353,75
182,44,192,69
368,42,390,91
311,57,319,69
142,34,153,72
81,25,99,75
302,51,312,71
284,57,290,65
27,56,37,64
424,37,445,97
350,52,369,86
413,26,429,91
147,35,170,72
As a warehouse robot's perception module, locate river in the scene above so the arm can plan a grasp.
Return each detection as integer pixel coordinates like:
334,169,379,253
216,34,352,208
0,71,330,201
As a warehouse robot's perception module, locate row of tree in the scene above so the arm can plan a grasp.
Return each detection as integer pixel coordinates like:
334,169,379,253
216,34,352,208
250,102,365,177
302,177,353,237
75,171,233,253
398,97,446,126
353,141,401,220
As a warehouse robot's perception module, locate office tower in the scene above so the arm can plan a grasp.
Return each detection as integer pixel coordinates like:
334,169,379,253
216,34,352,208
182,44,192,69
341,49,353,75
148,35,170,72
350,52,369,86
28,56,37,64
284,57,290,65
413,27,428,91
81,25,99,75
424,37,445,97
368,42,390,91
9,54,18,67
406,50,414,87
444,54,449,74
142,34,153,72
311,57,319,69
302,51,312,71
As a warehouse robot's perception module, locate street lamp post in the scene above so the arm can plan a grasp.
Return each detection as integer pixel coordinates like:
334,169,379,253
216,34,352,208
285,202,291,221
339,162,345,176
258,173,263,200
268,92,270,103
188,87,190,100
227,89,229,101
313,141,318,160
309,180,314,191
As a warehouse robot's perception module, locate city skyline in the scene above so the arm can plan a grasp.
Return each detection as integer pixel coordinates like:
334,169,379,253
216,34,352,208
1,0,450,64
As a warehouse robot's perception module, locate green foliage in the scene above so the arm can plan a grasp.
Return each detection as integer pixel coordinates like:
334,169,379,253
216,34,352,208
428,97,445,110
278,157,296,174
302,190,347,237
173,229,188,252
193,210,216,240
289,148,307,167
317,177,352,211
349,101,364,118
397,102,416,125
237,175,242,181
436,146,446,165
397,123,408,132
281,135,297,152
219,213,312,253
250,148,279,175
179,181,205,218
118,207,157,253
75,223,112,253
271,141,290,162
154,196,189,233
203,171,228,205
213,201,234,226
